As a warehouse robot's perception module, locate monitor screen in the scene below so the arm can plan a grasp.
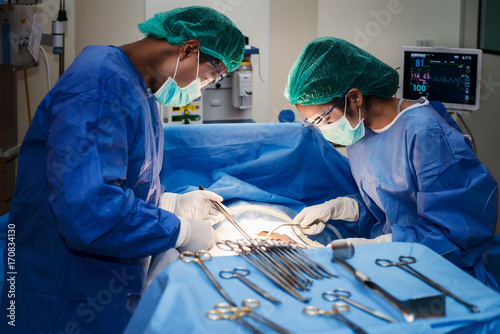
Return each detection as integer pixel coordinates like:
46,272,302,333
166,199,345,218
400,46,482,111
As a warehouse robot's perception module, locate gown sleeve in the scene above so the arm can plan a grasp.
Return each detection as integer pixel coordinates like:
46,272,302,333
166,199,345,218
405,116,498,268
45,67,180,258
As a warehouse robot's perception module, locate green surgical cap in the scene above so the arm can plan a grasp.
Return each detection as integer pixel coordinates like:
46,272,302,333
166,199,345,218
138,6,245,72
285,37,399,105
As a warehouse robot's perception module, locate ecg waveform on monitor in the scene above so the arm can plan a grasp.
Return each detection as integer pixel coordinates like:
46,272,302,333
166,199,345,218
427,75,469,88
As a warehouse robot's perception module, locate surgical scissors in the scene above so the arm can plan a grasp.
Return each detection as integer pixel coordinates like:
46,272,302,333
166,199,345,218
206,299,264,334
180,251,237,306
219,268,281,304
375,255,480,313
303,303,367,334
322,289,396,323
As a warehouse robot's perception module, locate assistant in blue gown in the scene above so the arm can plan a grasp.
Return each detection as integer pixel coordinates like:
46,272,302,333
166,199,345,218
347,99,499,289
0,45,181,333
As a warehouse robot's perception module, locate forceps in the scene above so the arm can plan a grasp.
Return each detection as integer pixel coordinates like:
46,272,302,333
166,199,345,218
220,268,281,304
206,299,264,334
322,289,396,323
199,185,255,243
303,303,367,334
180,251,237,306
217,240,310,303
182,251,293,334
376,255,480,313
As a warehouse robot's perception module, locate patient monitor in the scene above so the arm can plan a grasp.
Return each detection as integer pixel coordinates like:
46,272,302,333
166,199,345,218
400,46,482,113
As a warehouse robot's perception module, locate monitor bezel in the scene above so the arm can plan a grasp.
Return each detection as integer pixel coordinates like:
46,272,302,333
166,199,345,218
399,46,483,111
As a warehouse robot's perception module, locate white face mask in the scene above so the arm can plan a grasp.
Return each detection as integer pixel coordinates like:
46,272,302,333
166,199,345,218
154,51,201,107
319,96,365,146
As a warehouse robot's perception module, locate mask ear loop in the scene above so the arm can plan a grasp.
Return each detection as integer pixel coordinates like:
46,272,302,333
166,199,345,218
344,95,348,117
172,50,200,82
347,93,363,127
196,50,200,79
172,56,180,81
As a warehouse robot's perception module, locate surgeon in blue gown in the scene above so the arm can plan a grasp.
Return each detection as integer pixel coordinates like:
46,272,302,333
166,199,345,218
285,37,498,290
0,6,244,334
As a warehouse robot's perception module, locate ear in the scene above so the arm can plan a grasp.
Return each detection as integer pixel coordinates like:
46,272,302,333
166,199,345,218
348,88,363,108
178,39,201,60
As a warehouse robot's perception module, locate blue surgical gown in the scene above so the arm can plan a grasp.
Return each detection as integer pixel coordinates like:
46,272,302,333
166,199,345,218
0,46,181,333
346,100,499,289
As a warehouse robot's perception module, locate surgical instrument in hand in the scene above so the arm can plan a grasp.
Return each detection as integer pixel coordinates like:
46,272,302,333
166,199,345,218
199,185,255,243
303,303,367,334
331,240,446,322
322,289,396,323
219,268,281,304
376,255,480,313
181,251,237,306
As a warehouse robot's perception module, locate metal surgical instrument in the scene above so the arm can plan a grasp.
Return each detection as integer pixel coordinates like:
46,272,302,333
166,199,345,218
303,303,368,334
322,289,396,323
216,240,311,303
375,255,480,313
206,300,264,334
180,251,237,306
219,268,281,304
331,240,446,322
199,185,254,243
181,251,293,334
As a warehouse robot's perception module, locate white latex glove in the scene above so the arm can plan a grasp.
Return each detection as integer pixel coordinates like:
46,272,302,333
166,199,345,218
330,233,392,246
160,190,224,225
293,197,359,235
175,217,216,253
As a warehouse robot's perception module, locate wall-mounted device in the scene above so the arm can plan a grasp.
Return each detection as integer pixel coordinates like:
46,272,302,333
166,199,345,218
202,41,259,124
159,96,203,125
400,46,482,113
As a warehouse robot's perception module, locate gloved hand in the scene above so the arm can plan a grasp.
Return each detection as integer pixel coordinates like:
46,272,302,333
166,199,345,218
330,233,392,246
175,217,216,253
293,197,359,235
160,190,224,225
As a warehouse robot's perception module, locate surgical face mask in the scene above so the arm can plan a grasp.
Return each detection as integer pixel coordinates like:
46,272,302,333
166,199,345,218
154,51,201,107
319,96,365,146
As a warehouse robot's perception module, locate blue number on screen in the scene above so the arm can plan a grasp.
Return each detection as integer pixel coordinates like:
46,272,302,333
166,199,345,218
412,84,427,92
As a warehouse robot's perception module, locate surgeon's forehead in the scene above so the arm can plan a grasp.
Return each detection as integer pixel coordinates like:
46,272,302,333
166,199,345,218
296,103,330,118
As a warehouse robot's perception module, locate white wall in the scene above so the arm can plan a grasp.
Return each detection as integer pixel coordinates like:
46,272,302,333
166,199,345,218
268,0,318,122
75,0,143,55
317,0,461,70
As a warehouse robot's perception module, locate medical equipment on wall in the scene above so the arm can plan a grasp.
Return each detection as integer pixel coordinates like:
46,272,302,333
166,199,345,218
202,41,259,124
0,2,39,214
0,0,67,214
399,46,483,114
159,96,203,125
